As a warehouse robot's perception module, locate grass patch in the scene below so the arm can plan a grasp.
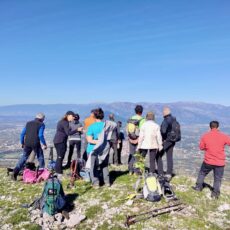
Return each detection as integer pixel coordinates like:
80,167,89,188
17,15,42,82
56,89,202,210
85,204,103,219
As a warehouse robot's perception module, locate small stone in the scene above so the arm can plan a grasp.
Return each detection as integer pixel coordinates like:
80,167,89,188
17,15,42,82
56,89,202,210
218,204,230,212
65,214,86,228
125,200,134,206
102,204,108,210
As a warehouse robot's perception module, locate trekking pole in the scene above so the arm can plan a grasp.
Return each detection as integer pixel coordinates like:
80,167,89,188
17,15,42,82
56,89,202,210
49,146,56,215
125,202,185,227
127,200,182,219
125,203,185,227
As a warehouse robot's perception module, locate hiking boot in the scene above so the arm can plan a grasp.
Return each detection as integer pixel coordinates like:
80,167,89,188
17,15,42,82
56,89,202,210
62,210,70,220
192,185,203,192
211,192,219,199
11,172,18,181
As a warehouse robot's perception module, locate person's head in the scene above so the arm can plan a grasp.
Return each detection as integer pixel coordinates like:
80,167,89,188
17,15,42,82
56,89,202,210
135,105,143,115
93,108,104,120
210,121,219,129
163,107,171,117
117,121,122,127
90,109,96,117
63,111,76,122
109,113,115,121
74,113,80,121
146,111,155,121
36,113,45,122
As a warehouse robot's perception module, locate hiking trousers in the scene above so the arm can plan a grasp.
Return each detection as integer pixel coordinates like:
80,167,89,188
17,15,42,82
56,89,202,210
54,142,67,174
128,142,138,173
196,162,224,196
161,143,175,175
110,141,118,164
117,141,123,164
90,154,110,185
141,149,158,173
14,145,45,174
67,140,81,164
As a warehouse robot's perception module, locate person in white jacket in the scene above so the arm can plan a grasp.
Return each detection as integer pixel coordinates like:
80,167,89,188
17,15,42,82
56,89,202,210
137,112,163,174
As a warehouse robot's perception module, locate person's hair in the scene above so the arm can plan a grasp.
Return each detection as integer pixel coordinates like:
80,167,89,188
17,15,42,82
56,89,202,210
93,108,104,120
146,112,155,121
210,121,219,129
109,113,115,121
62,115,68,121
135,105,143,115
74,113,80,121
163,107,171,117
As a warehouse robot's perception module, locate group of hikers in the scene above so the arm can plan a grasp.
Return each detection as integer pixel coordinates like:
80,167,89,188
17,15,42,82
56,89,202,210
11,104,230,199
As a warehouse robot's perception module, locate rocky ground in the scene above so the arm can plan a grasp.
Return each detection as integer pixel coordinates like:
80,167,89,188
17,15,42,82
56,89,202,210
0,165,230,230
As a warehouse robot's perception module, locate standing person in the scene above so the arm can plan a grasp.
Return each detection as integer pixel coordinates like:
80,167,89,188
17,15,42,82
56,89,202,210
192,121,230,199
12,113,47,180
137,112,163,174
160,107,178,181
86,108,110,187
108,113,119,165
127,105,145,174
64,113,83,168
53,111,83,176
82,109,96,160
117,121,125,165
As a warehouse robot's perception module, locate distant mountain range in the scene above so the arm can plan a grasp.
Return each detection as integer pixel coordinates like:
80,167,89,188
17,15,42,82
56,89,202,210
0,102,230,126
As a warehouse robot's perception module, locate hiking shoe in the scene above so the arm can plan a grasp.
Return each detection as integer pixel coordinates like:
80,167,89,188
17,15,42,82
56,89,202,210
11,172,18,181
62,210,70,220
211,192,219,199
192,185,203,192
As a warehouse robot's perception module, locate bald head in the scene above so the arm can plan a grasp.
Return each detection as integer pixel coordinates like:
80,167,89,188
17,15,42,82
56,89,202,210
163,107,171,117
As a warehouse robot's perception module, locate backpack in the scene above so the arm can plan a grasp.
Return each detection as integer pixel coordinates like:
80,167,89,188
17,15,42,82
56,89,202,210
159,178,176,201
69,158,86,187
42,177,66,215
143,174,162,202
23,168,50,183
167,119,181,142
127,118,144,140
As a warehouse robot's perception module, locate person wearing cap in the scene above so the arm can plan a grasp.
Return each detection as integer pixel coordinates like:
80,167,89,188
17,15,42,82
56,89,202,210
53,111,83,175
12,113,47,180
137,112,163,174
64,113,83,169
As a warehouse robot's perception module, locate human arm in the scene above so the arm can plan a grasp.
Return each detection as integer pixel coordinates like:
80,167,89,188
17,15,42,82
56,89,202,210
38,124,47,148
156,126,163,151
199,136,206,150
86,124,98,145
20,127,26,148
137,126,144,150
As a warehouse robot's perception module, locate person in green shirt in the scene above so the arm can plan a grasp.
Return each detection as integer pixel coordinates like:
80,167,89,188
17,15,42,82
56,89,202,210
127,105,145,174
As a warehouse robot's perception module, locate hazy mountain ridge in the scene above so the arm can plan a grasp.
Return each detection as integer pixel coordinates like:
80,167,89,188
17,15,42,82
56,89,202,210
0,102,230,125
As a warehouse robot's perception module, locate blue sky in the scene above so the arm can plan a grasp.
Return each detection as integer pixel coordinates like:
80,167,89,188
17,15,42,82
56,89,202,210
0,0,230,105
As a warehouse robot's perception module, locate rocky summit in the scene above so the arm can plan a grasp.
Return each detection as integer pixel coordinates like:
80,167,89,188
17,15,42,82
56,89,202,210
0,165,230,230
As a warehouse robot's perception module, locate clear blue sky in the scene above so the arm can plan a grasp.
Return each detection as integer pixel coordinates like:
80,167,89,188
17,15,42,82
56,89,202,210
0,0,230,105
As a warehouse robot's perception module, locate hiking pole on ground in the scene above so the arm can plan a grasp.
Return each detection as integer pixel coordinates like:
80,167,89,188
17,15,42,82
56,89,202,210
125,202,185,227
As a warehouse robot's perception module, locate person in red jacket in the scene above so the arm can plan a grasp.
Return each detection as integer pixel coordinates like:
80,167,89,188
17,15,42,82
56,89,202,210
192,121,230,198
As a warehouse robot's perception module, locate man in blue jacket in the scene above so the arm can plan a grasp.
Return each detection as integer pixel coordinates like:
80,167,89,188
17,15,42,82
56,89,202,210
12,113,47,180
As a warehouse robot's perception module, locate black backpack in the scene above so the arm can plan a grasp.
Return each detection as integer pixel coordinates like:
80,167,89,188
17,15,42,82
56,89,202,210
167,119,181,142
